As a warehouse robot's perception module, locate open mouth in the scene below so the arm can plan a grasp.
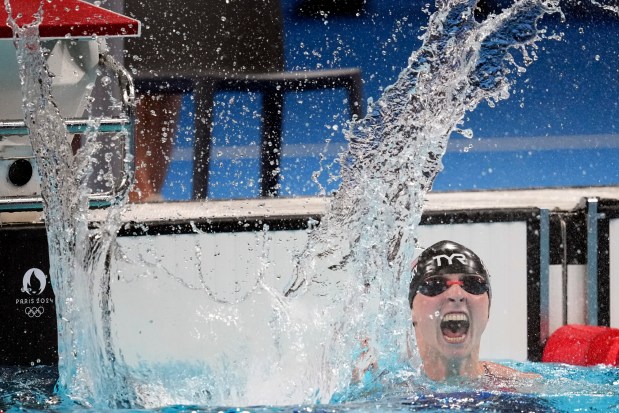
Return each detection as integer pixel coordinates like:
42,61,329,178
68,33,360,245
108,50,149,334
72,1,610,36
440,312,469,344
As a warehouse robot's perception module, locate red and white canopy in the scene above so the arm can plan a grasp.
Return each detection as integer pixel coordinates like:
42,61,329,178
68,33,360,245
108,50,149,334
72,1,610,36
0,0,140,39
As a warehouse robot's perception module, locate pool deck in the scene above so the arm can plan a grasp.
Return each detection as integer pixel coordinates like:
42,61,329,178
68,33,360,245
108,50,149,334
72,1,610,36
1,186,618,225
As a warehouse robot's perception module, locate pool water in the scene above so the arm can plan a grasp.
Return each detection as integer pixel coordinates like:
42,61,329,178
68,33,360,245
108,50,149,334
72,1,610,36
3,361,619,412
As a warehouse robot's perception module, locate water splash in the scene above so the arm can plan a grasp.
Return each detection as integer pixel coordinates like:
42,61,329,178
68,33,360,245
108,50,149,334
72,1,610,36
287,0,561,400
589,0,619,14
4,0,134,407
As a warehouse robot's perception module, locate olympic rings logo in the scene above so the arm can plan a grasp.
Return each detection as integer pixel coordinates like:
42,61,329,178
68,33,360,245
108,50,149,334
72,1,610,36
25,306,44,318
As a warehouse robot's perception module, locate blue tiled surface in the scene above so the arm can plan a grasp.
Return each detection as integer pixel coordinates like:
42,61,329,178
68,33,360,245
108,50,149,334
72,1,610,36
162,3,619,200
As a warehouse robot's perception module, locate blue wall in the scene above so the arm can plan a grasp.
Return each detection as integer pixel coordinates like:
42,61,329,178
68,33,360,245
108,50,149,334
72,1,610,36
162,2,619,199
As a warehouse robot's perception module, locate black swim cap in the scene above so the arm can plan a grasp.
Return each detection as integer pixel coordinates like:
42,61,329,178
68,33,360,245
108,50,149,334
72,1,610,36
408,240,491,308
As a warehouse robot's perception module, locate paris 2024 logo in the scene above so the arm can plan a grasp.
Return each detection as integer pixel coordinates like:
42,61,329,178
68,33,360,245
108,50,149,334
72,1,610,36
17,268,54,317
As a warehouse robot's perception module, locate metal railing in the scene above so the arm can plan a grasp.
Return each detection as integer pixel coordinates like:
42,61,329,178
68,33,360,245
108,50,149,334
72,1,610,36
135,68,364,199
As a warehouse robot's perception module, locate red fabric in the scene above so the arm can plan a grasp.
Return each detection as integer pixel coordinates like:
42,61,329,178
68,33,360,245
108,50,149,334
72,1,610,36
543,324,619,367
0,0,139,39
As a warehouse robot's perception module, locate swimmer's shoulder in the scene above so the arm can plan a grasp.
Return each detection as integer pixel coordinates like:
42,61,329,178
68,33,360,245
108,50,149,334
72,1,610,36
481,361,542,381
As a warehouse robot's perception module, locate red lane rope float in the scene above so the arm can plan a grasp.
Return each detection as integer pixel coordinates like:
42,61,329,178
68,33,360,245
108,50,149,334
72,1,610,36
543,324,619,366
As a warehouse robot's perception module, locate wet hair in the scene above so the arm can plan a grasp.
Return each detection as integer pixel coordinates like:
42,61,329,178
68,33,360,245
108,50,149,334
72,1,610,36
408,240,491,308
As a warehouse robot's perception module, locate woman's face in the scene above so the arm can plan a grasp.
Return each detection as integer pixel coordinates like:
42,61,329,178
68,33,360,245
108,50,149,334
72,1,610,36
412,273,490,363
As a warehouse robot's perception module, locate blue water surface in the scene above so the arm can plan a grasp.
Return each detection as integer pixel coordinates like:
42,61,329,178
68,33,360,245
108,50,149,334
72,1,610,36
3,361,619,412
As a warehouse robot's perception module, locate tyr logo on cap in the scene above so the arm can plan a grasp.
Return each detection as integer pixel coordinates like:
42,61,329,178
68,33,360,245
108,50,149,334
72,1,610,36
432,253,466,267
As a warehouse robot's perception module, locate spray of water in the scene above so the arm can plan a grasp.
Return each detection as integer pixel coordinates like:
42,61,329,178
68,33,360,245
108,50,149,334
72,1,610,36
288,0,562,400
589,0,619,14
4,0,134,407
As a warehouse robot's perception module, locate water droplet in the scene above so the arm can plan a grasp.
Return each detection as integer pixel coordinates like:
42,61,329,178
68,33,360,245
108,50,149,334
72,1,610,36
100,76,111,87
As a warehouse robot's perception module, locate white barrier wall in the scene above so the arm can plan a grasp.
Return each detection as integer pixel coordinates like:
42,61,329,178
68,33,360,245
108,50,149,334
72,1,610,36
110,220,529,366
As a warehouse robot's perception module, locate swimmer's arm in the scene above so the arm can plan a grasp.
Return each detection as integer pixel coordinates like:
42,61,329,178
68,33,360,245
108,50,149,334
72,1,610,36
351,338,379,383
482,361,542,380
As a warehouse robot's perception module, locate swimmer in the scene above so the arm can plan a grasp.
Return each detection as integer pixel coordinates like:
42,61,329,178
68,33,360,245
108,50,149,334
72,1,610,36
409,240,540,385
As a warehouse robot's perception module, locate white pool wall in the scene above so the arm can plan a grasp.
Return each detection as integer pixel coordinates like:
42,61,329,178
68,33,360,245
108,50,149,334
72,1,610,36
109,220,529,365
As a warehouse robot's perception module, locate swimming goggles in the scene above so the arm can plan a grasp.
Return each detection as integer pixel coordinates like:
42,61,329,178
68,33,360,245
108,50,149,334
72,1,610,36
417,275,489,297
